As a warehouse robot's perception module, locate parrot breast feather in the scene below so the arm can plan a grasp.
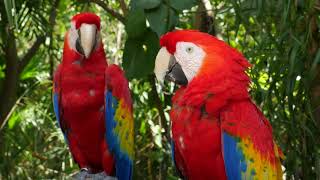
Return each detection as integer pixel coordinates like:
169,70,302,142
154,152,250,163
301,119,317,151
104,65,134,180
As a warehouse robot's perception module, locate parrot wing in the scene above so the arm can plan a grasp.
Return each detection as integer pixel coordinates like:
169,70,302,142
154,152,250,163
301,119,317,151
171,140,184,178
221,101,283,180
52,65,69,144
104,65,134,180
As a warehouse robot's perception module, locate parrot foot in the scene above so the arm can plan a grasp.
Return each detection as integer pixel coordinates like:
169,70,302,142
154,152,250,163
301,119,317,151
72,170,118,180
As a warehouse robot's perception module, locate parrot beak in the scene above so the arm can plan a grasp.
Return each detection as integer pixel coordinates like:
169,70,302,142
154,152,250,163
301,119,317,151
154,47,188,85
78,23,97,59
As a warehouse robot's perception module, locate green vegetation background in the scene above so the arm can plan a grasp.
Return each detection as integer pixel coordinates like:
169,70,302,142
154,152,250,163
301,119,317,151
0,0,319,179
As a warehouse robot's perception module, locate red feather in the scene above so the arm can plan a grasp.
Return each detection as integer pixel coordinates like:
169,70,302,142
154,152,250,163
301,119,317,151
54,13,134,178
162,30,282,179
72,12,101,30
54,13,112,174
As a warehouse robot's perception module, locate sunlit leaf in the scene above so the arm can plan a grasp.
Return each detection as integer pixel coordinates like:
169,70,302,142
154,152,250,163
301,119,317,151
8,111,20,129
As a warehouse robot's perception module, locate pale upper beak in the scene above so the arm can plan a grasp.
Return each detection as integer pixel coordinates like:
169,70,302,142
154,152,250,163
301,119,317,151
78,23,97,58
154,47,188,85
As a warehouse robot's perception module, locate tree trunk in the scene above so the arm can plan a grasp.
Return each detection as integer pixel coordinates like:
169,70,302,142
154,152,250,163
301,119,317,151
0,27,19,127
194,0,216,35
309,2,320,179
310,1,320,132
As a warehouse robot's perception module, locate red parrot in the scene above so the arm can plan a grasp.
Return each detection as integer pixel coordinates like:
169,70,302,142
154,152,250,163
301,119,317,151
53,13,133,179
154,30,283,180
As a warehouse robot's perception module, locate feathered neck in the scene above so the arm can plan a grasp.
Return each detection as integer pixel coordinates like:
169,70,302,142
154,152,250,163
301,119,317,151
172,62,251,116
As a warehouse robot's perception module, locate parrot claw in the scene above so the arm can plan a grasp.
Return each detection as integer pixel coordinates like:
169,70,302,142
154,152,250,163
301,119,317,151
80,168,89,172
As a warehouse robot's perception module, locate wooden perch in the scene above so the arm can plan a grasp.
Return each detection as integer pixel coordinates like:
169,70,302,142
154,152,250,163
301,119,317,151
72,171,117,180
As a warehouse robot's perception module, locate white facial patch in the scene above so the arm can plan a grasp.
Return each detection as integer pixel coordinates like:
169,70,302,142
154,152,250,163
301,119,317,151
174,42,206,82
67,22,101,55
68,22,78,52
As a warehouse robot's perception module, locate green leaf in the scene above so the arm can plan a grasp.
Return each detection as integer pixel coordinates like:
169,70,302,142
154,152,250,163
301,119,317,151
4,0,15,27
125,9,147,38
168,8,179,30
135,0,162,9
309,49,320,80
0,57,5,79
8,111,20,129
122,38,146,79
145,4,178,37
144,29,160,67
20,55,42,80
139,120,146,134
169,0,196,11
288,44,299,76
122,29,160,79
145,4,168,37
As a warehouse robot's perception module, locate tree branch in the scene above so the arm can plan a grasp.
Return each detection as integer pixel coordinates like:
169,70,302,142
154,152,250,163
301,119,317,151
48,0,60,79
194,0,216,35
0,27,19,126
90,0,126,23
310,0,320,132
149,75,170,142
118,0,128,16
48,0,60,32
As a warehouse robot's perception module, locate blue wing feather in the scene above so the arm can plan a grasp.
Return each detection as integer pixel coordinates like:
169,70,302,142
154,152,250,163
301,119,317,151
105,91,133,180
53,93,60,127
53,92,69,144
222,131,281,180
222,132,246,180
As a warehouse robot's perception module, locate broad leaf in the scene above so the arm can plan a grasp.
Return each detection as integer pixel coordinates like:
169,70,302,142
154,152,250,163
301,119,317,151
169,0,196,11
122,29,160,79
125,9,147,38
8,111,21,129
122,38,146,79
144,29,160,72
20,54,43,80
145,4,178,37
136,0,162,9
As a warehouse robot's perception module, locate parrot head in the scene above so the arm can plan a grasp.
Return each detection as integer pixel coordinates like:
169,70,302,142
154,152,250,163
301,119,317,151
66,12,102,59
154,30,251,86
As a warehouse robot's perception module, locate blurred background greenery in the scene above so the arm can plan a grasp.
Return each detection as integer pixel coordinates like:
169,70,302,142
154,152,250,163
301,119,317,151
0,0,319,179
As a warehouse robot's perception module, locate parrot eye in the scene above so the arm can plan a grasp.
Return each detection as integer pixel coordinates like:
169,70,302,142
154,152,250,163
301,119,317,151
186,47,194,54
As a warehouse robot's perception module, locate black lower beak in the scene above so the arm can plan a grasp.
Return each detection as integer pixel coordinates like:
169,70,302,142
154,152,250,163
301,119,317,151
165,56,188,85
76,38,85,56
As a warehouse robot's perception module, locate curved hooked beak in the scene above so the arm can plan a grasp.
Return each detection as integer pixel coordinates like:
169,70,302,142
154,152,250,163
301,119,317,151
76,23,97,59
154,47,188,85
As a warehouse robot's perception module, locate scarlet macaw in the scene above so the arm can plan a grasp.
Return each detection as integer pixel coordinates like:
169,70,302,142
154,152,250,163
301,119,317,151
154,30,283,180
53,13,133,180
